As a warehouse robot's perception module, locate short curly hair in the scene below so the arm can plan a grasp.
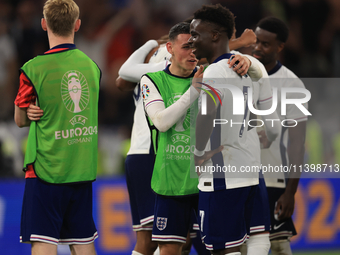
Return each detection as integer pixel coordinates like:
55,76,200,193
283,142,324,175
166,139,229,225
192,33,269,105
193,4,235,39
257,17,289,43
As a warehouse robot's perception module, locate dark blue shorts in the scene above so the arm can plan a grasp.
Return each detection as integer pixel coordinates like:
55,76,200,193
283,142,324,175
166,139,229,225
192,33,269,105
20,178,97,245
267,187,297,239
249,177,271,234
198,185,258,251
152,194,199,243
125,153,156,231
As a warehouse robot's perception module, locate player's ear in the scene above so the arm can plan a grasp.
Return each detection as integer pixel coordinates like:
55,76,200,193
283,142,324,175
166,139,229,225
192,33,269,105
74,19,81,32
41,18,47,31
211,30,220,42
277,42,285,53
166,41,173,55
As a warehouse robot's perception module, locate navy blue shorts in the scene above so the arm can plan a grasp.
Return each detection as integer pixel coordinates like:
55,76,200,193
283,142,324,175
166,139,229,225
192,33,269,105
20,178,97,245
125,153,156,231
152,194,199,243
249,177,271,234
267,187,297,239
198,185,258,251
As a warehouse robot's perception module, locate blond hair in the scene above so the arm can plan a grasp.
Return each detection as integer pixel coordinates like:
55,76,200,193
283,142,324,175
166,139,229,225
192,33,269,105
43,0,79,37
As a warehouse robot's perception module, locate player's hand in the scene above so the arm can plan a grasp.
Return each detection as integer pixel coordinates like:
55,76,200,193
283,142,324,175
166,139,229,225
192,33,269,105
27,103,43,121
194,146,224,176
192,65,204,93
228,55,250,76
258,130,272,149
239,29,256,48
275,191,295,221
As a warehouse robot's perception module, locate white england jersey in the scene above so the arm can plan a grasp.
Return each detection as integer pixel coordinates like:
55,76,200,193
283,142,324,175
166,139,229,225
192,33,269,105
127,44,171,155
261,62,308,187
198,53,259,191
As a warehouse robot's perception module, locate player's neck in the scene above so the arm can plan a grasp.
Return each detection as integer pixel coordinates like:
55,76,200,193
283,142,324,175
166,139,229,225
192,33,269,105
48,32,75,49
265,61,278,73
208,42,230,64
169,63,193,77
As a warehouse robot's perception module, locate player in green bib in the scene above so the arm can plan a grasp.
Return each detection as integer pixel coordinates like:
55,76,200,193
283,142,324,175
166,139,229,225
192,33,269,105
140,22,203,255
14,1,99,254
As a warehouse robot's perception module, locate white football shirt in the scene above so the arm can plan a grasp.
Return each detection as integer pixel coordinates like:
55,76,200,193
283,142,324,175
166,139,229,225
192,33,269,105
261,62,308,187
124,43,171,154
197,53,259,191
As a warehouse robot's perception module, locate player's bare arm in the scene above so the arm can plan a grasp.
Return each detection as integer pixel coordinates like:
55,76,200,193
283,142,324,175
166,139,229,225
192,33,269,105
14,105,30,128
230,28,256,49
275,121,306,220
115,76,136,92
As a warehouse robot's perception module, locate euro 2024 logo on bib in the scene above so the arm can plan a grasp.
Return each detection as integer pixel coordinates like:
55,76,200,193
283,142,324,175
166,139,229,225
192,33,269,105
61,70,90,113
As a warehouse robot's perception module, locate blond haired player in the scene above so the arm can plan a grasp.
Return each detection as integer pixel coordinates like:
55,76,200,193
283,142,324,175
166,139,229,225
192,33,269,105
15,1,100,254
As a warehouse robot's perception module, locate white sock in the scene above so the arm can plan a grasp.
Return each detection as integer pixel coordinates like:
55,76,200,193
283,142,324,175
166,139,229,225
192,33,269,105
132,250,144,255
270,239,292,255
247,234,270,255
153,246,160,255
226,252,241,255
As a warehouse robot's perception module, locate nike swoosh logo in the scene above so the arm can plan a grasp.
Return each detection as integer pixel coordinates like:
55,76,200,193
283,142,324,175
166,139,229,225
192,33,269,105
273,222,285,230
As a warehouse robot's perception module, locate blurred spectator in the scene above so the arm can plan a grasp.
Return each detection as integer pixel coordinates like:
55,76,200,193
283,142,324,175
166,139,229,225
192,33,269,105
282,0,330,77
75,0,138,126
11,0,48,67
320,0,340,77
0,0,18,121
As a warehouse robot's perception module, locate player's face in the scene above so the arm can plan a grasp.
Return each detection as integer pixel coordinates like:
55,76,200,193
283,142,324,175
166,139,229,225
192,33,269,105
252,27,283,66
170,34,198,72
189,19,213,60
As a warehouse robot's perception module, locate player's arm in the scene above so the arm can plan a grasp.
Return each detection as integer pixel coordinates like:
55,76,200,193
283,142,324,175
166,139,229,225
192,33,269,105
142,66,203,132
144,35,169,63
15,102,44,127
276,80,308,219
229,29,256,50
194,91,223,167
275,120,306,220
257,103,280,148
257,111,280,149
256,75,280,147
228,54,262,81
14,105,30,127
118,40,167,83
14,72,42,127
115,76,136,92
194,69,224,166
